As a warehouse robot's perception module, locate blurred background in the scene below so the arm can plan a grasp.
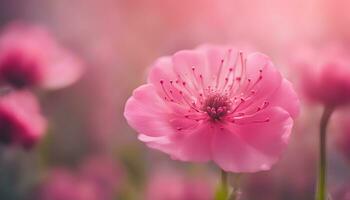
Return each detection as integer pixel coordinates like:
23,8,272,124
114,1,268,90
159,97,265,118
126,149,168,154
0,0,350,199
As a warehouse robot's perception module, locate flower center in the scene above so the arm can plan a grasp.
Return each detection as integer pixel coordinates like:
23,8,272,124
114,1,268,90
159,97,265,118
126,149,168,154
0,53,40,88
203,94,231,121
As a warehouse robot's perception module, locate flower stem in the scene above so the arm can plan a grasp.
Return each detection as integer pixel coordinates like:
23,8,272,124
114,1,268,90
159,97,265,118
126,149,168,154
221,169,229,199
316,106,334,200
216,170,241,200
214,169,230,200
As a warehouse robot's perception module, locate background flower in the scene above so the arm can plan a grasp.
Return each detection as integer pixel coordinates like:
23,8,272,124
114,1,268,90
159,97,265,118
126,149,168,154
38,155,123,200
0,22,83,89
292,43,350,107
0,90,46,148
145,168,214,200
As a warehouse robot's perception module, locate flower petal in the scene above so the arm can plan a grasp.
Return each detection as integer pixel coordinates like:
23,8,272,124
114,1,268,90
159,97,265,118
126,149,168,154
148,56,176,86
212,107,293,172
236,53,283,112
269,79,300,118
147,56,185,103
172,50,209,93
143,123,214,162
199,45,239,88
245,53,282,97
124,84,174,137
41,51,83,89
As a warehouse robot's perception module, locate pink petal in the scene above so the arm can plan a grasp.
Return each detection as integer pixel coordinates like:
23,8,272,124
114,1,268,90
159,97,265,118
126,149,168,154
143,123,214,162
236,53,283,112
172,50,209,92
41,51,83,89
269,79,300,118
124,84,174,137
199,45,239,88
147,56,186,102
245,53,282,98
212,107,293,173
148,56,176,86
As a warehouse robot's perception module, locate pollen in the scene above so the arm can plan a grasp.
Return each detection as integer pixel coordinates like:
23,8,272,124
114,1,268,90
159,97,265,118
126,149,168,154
202,94,232,121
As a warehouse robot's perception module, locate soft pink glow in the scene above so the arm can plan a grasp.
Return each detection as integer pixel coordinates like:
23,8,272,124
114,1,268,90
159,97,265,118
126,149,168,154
0,22,83,89
125,45,300,172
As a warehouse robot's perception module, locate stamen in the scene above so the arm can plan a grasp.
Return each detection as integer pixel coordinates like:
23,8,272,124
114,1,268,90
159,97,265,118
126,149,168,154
199,74,207,97
247,69,263,92
179,90,200,112
221,68,234,92
216,49,234,89
184,114,206,122
215,59,225,88
159,50,271,127
202,94,232,120
231,98,245,113
160,80,173,101
229,117,270,125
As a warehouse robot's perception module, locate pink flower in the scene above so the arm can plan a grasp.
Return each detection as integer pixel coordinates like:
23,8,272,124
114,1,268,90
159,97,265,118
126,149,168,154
331,183,350,200
79,155,123,199
39,169,101,200
0,90,47,148
295,44,350,107
145,169,214,200
39,156,122,200
0,22,83,89
124,45,299,172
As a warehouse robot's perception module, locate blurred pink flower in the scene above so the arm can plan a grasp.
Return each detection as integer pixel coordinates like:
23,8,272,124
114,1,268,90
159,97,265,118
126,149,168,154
125,45,299,172
331,184,350,200
39,169,100,200
79,155,123,199
39,155,122,200
0,22,83,89
294,44,350,107
145,169,214,200
0,90,47,148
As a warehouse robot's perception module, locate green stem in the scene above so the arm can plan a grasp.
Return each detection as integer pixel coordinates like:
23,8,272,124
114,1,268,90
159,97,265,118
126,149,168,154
219,170,241,200
316,106,335,200
221,170,229,199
